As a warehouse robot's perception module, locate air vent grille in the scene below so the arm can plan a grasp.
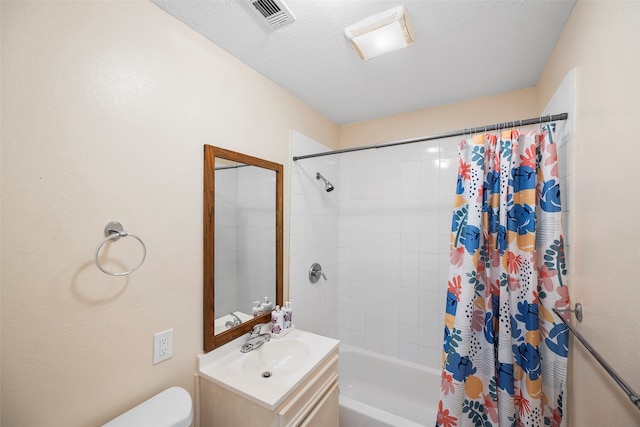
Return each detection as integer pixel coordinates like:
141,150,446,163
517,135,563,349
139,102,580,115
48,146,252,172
252,0,281,18
247,0,295,29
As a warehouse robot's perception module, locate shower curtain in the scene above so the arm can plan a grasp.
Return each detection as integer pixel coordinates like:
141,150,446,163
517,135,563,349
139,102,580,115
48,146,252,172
437,125,569,427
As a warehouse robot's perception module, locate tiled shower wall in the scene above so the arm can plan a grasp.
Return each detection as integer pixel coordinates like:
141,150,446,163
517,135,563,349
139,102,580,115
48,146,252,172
335,138,459,368
289,131,339,338
290,131,459,368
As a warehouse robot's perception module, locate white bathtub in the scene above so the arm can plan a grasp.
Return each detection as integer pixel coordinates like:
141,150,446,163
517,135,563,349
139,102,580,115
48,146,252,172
339,345,440,427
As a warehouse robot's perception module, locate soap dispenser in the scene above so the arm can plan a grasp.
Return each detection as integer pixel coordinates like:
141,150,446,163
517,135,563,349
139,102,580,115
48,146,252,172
271,305,284,335
282,301,293,329
261,296,274,312
252,300,263,317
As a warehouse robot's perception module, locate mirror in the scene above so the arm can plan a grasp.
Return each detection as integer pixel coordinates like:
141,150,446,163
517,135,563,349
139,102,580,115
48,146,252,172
204,145,283,352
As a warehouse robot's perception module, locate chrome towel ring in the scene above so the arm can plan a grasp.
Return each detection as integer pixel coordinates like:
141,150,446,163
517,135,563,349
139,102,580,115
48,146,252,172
95,221,146,276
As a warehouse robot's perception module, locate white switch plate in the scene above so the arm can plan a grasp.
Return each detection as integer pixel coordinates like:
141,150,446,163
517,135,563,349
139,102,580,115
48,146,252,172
153,329,173,364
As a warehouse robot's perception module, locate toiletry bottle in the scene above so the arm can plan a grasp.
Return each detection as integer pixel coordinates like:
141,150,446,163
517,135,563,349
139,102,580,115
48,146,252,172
261,296,274,312
282,301,293,329
252,300,263,317
271,305,284,335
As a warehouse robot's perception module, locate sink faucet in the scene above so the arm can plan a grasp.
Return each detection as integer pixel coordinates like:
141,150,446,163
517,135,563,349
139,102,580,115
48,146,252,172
225,312,242,329
241,324,271,353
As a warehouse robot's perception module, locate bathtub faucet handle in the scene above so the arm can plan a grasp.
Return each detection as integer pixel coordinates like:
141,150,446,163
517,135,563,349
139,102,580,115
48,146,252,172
309,263,327,283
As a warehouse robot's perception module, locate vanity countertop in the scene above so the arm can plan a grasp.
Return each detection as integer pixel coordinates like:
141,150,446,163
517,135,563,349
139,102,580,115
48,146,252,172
198,328,339,410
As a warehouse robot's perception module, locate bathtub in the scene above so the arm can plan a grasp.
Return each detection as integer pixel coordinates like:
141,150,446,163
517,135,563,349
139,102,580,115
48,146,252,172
339,345,440,427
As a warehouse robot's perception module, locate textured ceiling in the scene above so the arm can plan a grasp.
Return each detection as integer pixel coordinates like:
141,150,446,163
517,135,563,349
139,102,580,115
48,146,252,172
152,0,576,125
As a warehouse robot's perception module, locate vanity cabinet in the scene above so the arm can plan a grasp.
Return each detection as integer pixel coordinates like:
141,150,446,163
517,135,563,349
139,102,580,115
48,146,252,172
199,348,339,427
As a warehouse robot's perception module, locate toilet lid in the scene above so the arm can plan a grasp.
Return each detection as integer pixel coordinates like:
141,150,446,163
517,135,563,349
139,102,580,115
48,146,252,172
103,386,193,427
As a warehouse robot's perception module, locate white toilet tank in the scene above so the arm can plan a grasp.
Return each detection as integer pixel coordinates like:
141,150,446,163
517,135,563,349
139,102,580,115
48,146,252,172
102,386,193,427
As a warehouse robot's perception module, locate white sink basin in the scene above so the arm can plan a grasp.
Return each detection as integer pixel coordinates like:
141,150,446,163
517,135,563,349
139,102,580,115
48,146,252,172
213,311,253,335
198,328,339,410
241,338,311,379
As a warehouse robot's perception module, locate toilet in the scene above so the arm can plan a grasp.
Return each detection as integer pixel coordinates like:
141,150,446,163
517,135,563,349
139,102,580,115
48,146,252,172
102,386,193,427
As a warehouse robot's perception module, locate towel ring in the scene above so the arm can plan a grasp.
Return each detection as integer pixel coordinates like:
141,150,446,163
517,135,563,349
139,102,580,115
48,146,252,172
95,221,146,276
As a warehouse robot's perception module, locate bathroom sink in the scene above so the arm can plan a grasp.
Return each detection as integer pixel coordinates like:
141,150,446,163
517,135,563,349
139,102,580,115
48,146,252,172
213,311,253,335
198,328,339,410
241,337,311,379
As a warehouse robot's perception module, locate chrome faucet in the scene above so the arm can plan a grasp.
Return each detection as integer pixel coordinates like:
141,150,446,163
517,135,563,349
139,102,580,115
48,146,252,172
240,324,271,353
225,312,242,329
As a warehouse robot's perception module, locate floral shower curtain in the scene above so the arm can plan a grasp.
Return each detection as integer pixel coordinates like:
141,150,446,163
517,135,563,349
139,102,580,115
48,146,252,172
437,125,570,427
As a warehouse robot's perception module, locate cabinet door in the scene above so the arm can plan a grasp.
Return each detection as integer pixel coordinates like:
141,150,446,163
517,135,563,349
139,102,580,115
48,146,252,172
299,382,339,427
278,354,338,427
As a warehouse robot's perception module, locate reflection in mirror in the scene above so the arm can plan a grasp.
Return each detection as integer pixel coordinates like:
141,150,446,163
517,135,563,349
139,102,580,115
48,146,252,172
214,160,275,332
204,146,283,352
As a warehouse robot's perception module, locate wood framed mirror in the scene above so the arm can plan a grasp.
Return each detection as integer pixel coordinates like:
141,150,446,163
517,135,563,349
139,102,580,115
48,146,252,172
204,145,283,352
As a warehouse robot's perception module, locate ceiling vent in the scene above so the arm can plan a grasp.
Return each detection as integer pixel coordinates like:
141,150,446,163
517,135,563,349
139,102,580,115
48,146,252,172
246,0,295,30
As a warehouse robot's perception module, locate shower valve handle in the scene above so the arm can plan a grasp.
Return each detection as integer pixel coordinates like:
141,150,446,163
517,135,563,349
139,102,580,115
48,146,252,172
309,263,327,283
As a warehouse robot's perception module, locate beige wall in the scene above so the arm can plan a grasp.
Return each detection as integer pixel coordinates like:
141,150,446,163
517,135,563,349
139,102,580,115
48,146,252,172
537,1,640,425
339,87,538,148
1,1,337,426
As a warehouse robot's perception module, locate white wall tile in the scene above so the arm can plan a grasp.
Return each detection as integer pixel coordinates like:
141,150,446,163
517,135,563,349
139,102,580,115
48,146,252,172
399,342,419,363
419,326,442,348
382,285,400,304
289,132,339,338
400,306,420,326
400,251,420,270
364,266,383,286
366,334,383,353
419,346,441,368
366,300,383,319
383,339,400,358
400,269,420,288
401,288,420,307
326,134,465,369
350,331,366,348
382,318,400,338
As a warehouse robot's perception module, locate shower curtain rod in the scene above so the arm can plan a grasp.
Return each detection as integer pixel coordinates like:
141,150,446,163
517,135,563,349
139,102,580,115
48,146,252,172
292,113,568,161
552,308,640,410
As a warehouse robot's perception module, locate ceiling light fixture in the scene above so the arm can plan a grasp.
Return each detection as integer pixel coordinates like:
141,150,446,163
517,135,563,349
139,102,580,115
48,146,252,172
344,5,415,61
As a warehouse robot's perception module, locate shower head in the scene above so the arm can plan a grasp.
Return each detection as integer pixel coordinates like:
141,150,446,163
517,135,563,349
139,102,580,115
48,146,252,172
316,172,334,192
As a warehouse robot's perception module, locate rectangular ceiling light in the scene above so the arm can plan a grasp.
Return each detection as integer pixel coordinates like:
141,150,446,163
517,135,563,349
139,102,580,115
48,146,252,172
344,6,415,61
